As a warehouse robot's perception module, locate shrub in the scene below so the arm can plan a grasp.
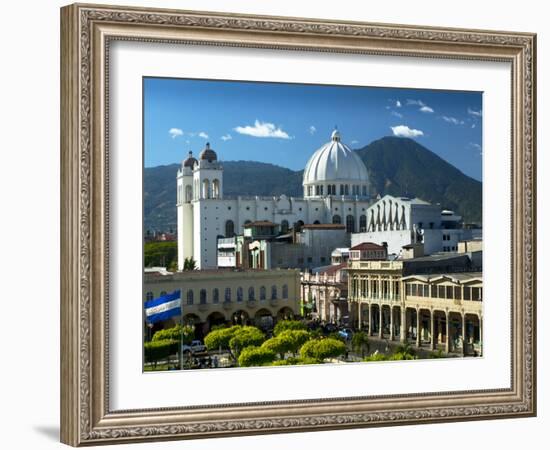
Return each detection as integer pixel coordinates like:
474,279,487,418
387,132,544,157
229,326,265,356
273,320,306,336
238,347,276,367
300,338,346,361
152,324,194,345
261,329,310,358
144,339,178,367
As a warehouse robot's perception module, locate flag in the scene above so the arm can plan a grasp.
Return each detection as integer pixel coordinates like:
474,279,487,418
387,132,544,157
144,290,181,324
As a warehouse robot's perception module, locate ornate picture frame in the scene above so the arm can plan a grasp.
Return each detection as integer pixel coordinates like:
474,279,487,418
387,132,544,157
60,3,536,446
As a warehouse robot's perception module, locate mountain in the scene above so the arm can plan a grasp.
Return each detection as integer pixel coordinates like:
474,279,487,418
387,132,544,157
356,137,482,224
144,137,482,231
144,161,304,232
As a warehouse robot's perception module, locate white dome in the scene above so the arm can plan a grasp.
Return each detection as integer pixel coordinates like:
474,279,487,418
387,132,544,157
303,130,368,186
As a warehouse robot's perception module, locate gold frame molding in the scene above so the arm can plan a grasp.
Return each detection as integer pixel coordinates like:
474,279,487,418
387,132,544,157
60,3,536,446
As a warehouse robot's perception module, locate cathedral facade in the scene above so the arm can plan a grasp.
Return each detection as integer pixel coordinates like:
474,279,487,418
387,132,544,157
177,130,374,269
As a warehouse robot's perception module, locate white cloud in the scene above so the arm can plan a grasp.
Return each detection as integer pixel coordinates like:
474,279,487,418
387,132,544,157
468,107,482,117
420,106,434,113
391,125,424,138
221,134,232,141
169,128,183,139
234,120,291,139
469,142,482,151
471,123,476,129
198,132,209,139
309,125,317,135
442,116,464,125
396,100,402,108
406,99,426,107
390,110,403,118
351,140,359,145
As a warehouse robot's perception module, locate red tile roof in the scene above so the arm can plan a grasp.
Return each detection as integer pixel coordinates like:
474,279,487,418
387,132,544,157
350,242,386,251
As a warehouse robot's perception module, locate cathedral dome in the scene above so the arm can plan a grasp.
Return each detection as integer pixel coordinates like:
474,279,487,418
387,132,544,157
199,142,218,162
303,129,368,186
183,151,198,168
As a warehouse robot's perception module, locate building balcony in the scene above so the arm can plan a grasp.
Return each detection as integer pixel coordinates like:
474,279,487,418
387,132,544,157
198,303,209,312
223,301,233,310
246,299,257,309
270,298,279,307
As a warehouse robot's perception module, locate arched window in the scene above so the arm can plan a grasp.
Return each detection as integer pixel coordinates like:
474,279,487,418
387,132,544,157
315,185,320,195
213,288,219,304
313,220,320,224
225,220,235,238
359,215,367,232
294,220,304,232
362,185,367,197
212,179,220,198
282,284,288,299
202,178,210,199
200,289,207,304
332,214,341,224
224,287,231,303
346,215,355,233
146,292,154,301
187,290,194,305
185,185,192,202
281,220,289,234
260,286,266,301
344,184,349,195
237,287,243,302
271,285,278,300
320,185,324,195
340,184,344,195
248,286,255,300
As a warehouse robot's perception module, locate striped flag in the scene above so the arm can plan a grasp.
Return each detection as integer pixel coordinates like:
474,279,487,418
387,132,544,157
144,290,181,324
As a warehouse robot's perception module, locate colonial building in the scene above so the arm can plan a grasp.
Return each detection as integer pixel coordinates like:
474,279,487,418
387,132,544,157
351,194,482,256
177,129,373,269
144,269,300,337
301,263,348,323
347,246,482,355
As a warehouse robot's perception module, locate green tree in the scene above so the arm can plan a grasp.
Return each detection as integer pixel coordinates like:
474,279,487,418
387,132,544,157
183,257,197,271
261,329,310,359
144,241,177,268
204,326,237,353
351,331,370,358
229,326,265,357
152,324,194,346
300,338,346,361
144,339,178,368
273,320,306,336
237,347,276,367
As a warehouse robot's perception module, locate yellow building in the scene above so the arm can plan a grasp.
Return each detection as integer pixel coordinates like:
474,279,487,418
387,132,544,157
144,268,300,337
348,255,482,355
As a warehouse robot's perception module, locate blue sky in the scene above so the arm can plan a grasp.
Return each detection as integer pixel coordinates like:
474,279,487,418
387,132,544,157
144,78,483,181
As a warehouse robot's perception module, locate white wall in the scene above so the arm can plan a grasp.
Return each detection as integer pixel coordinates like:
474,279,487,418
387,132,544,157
0,1,546,449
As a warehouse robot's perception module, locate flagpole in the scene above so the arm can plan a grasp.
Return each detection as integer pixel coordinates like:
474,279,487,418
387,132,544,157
179,314,184,371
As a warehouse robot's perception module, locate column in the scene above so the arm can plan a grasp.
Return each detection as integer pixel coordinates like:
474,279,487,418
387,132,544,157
389,306,394,340
461,313,466,355
400,308,407,343
369,303,372,336
358,302,362,330
445,311,450,353
378,305,383,338
479,315,483,356
416,309,421,347
430,310,435,350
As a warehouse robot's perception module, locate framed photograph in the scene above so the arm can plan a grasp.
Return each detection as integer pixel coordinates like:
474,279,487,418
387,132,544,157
60,3,536,446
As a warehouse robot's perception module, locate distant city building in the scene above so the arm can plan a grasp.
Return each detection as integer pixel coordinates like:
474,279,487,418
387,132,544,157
217,222,349,271
349,242,387,261
331,248,350,265
177,130,373,269
144,269,301,337
351,194,482,256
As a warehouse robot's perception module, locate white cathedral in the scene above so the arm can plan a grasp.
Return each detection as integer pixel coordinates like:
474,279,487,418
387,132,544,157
176,129,374,269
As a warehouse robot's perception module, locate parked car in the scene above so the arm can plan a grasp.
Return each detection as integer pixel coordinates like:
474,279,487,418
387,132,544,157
182,340,207,354
338,328,353,341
